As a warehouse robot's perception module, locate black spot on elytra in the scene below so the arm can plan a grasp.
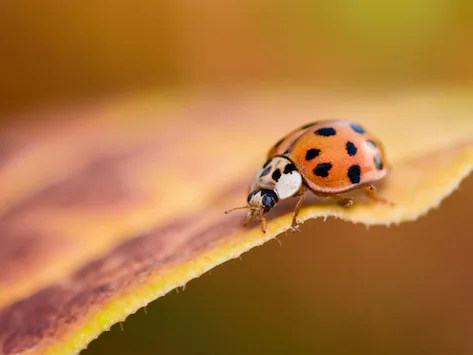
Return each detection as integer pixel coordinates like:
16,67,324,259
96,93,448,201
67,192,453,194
347,165,361,183
260,166,271,177
374,153,384,170
313,163,332,177
350,123,365,134
346,141,357,156
263,159,272,168
284,163,297,174
272,169,282,182
315,127,336,136
366,139,377,149
305,148,321,161
301,122,316,129
274,137,284,148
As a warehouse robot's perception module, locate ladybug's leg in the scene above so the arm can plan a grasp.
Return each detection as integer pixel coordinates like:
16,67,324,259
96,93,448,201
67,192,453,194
330,195,354,208
290,187,307,232
259,209,268,233
314,191,353,208
363,184,394,205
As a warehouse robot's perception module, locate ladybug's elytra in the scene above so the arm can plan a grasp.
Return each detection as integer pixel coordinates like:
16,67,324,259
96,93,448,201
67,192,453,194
226,120,393,233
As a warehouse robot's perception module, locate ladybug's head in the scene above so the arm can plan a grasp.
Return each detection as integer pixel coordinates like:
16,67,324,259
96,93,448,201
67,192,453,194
225,188,278,233
246,188,279,213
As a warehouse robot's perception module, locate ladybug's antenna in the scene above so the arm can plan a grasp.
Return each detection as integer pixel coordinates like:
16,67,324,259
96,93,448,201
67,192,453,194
225,205,249,214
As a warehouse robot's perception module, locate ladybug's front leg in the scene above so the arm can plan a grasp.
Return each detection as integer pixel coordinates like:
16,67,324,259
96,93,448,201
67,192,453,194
259,209,268,233
290,187,307,232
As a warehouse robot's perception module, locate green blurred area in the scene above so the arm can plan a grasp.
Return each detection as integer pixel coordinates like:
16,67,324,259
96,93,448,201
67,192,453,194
1,1,472,115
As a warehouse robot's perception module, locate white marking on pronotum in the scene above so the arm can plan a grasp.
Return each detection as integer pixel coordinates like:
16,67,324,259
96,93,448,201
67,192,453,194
251,157,303,200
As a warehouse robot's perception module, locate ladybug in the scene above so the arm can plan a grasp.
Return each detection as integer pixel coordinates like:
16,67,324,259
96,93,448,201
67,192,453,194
226,119,392,233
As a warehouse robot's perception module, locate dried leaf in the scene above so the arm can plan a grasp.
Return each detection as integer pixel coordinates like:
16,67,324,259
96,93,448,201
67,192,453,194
0,90,472,355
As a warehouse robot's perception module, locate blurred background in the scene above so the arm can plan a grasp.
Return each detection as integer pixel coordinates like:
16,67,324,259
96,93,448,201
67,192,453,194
1,1,473,354
1,0,472,116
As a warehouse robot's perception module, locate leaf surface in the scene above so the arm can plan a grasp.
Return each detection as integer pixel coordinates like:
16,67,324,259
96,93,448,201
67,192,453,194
0,90,472,355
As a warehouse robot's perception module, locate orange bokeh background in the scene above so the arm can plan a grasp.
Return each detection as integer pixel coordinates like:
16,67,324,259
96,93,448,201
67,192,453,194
1,1,472,115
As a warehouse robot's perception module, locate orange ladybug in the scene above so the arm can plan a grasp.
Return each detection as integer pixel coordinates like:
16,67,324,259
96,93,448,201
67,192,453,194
226,120,392,233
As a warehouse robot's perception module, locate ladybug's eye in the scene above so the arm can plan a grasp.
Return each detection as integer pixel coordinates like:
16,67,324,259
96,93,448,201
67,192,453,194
247,189,261,203
262,194,275,208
